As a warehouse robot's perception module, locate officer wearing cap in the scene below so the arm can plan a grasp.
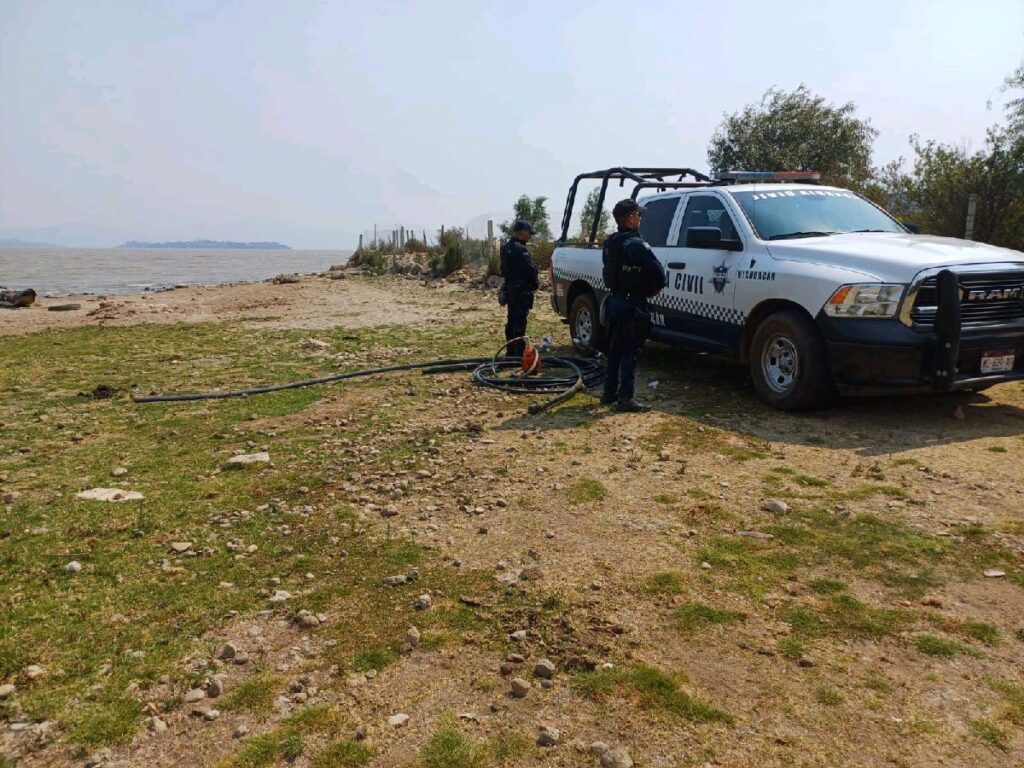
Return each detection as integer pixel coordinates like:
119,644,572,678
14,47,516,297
600,199,667,412
500,220,539,357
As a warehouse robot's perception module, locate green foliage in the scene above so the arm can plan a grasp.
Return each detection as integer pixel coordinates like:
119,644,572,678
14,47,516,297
421,721,488,768
486,249,501,277
970,719,1008,751
529,239,554,271
708,85,878,190
673,602,746,634
814,685,844,706
569,478,607,503
573,664,732,723
499,195,551,239
311,740,373,768
639,571,685,595
403,236,426,253
443,240,465,275
579,188,611,240
912,633,978,658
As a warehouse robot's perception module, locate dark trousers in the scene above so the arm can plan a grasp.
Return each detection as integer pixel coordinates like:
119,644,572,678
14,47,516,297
603,321,646,402
504,294,532,356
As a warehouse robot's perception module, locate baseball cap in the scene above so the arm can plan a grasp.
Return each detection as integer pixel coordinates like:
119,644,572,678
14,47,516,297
512,220,536,234
612,199,647,218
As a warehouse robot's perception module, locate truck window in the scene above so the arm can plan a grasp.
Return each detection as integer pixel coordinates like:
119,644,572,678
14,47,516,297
638,197,679,247
679,195,738,244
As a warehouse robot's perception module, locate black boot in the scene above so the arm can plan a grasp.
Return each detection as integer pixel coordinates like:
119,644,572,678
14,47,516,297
615,399,652,413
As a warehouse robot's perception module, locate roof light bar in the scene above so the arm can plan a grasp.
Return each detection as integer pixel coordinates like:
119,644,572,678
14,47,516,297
712,170,821,183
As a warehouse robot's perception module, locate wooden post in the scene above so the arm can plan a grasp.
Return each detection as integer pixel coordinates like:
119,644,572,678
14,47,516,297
964,193,978,241
400,227,405,247
373,224,377,247
358,234,363,251
487,219,494,254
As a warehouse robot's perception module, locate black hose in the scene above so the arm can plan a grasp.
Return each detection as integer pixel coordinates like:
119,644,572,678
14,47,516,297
132,354,605,408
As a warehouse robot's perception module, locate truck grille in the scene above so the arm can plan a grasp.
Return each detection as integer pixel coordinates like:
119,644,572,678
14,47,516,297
909,270,1024,328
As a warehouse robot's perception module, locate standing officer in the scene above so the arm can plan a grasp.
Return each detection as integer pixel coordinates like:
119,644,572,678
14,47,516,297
600,199,667,412
500,220,539,357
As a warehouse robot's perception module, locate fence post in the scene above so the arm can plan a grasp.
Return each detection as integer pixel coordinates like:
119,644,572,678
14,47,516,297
358,234,363,251
964,193,978,241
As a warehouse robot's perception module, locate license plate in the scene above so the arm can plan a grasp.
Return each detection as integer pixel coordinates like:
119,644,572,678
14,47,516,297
980,349,1015,374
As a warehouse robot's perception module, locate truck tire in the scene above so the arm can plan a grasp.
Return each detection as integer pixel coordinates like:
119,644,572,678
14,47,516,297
749,309,835,411
569,293,608,353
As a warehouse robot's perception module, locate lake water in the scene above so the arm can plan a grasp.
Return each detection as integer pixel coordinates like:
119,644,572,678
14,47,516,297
0,248,353,296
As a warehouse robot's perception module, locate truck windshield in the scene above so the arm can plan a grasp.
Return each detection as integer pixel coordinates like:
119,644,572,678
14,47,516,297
730,189,905,241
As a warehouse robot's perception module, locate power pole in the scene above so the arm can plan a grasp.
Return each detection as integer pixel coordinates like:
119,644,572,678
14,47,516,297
400,227,405,247
964,193,978,241
373,224,377,247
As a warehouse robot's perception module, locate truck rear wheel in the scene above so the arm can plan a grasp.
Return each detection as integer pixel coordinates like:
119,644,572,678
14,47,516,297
749,309,835,411
569,293,608,353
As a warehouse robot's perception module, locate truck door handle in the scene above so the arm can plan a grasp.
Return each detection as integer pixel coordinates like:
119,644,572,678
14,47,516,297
667,262,686,270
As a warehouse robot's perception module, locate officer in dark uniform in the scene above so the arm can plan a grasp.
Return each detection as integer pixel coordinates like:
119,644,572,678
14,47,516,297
601,199,667,412
500,220,539,357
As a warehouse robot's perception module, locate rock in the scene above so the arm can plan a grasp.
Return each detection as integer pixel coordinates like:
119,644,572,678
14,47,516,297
499,662,515,676
233,725,249,739
921,596,943,608
170,542,193,553
302,338,331,350
24,664,44,681
404,626,421,648
184,688,207,703
64,560,83,573
414,594,432,610
984,569,1006,578
540,679,554,689
216,643,238,661
150,716,168,733
601,747,634,768
761,499,789,514
233,651,250,665
384,574,408,586
222,452,271,470
203,708,221,721
75,487,144,502
589,741,609,756
534,658,556,679
700,561,712,570
0,683,15,699
205,677,225,698
737,530,774,540
355,724,368,740
509,630,527,642
112,467,129,477
510,678,530,698
388,713,410,727
537,727,560,747
295,610,321,629
269,590,292,604
953,405,966,420
797,655,815,668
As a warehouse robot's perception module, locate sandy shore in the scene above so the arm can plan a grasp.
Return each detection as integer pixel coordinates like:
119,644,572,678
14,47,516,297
0,270,489,337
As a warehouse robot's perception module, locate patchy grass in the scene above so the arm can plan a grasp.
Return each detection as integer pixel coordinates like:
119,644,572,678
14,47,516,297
573,664,731,724
653,493,678,505
815,685,844,706
638,571,686,595
220,674,282,717
808,578,848,595
489,733,534,764
912,634,980,659
420,720,488,768
569,478,608,503
988,678,1024,724
970,719,1008,751
310,740,373,768
673,603,745,635
777,636,807,659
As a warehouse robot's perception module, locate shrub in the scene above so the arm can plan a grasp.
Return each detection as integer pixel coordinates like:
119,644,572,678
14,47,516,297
443,242,465,275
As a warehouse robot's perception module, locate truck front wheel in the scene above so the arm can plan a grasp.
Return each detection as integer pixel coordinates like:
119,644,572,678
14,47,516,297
569,293,608,353
749,310,835,410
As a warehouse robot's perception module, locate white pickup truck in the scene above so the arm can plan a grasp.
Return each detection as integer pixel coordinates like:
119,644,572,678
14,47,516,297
550,167,1024,410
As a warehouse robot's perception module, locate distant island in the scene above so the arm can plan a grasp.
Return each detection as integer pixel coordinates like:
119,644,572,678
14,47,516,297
120,240,291,250
0,238,60,249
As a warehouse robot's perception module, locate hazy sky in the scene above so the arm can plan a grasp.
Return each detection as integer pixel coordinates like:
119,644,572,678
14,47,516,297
1,0,1022,248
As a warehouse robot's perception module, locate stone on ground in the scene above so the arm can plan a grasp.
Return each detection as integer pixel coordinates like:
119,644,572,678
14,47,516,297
75,488,144,502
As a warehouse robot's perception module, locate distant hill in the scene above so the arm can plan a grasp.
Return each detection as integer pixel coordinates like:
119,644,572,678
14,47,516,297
120,240,291,250
0,238,60,249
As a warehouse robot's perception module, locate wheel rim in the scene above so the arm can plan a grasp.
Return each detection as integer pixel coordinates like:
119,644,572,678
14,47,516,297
575,308,593,345
761,333,799,393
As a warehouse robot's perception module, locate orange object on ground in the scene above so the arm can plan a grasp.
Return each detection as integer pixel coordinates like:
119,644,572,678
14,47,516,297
521,343,541,375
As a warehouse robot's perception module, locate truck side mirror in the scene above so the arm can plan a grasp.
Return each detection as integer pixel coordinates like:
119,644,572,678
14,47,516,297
685,227,743,251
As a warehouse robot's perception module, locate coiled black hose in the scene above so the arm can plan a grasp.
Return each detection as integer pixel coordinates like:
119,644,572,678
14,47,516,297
132,347,605,413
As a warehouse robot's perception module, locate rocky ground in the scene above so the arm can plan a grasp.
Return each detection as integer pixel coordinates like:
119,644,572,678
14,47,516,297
1,273,1022,767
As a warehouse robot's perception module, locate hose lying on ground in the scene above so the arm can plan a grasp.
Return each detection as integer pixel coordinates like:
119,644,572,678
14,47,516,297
132,337,605,413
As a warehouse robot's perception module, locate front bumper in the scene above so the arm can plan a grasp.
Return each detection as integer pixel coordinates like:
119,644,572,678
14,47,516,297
817,314,1024,393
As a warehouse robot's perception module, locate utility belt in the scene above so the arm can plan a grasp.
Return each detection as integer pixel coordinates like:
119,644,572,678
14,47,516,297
498,280,535,307
602,294,651,340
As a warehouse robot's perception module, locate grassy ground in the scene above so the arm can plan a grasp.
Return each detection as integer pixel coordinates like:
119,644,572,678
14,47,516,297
1,278,1023,766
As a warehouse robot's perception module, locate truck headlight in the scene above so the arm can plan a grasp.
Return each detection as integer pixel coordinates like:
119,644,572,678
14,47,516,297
824,284,904,318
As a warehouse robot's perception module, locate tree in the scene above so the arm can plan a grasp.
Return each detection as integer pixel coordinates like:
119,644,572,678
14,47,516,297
579,188,611,240
869,60,1024,251
499,195,551,239
708,85,879,190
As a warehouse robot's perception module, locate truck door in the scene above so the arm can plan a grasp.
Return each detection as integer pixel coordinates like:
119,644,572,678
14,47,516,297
659,193,746,353
636,195,683,337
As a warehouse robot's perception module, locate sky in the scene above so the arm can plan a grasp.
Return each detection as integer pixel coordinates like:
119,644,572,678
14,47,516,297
1,0,1022,249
